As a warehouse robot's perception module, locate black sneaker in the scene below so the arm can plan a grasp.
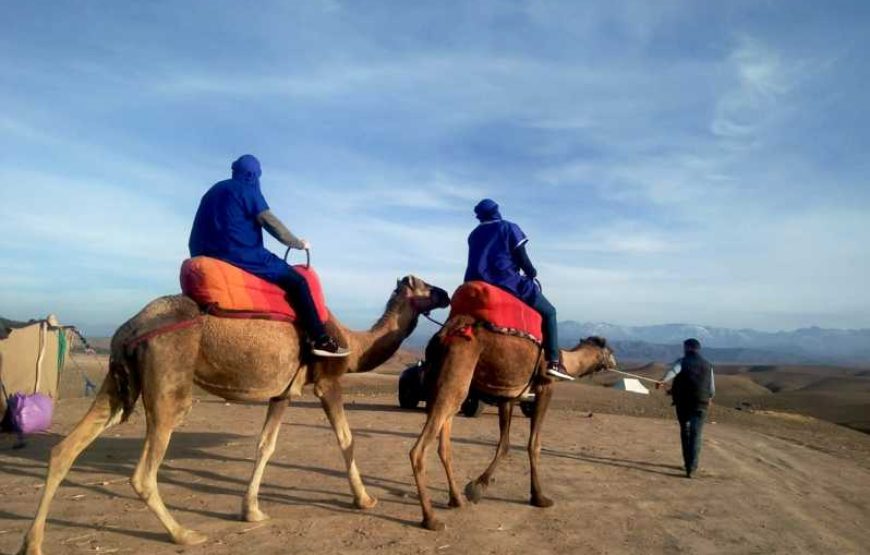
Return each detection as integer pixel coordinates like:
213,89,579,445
311,335,351,358
545,361,574,381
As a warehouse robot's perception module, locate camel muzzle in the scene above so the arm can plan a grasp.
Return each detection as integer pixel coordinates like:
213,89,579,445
430,287,451,310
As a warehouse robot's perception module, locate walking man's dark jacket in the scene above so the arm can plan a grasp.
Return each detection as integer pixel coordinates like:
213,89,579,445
671,351,715,408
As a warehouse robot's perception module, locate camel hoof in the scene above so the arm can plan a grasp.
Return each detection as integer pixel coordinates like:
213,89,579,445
173,528,208,546
448,494,467,509
354,495,379,510
464,480,484,504
17,542,43,555
242,507,271,522
422,517,446,531
530,495,555,508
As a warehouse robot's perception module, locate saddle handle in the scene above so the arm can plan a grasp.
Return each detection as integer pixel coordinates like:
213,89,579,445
284,246,311,269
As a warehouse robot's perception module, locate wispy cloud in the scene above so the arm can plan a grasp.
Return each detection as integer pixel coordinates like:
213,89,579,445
0,1,868,332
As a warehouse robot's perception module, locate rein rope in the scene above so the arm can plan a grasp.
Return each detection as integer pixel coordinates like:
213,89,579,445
421,312,445,328
602,367,662,384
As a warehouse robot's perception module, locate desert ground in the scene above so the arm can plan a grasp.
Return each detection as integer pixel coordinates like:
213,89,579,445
1,351,868,554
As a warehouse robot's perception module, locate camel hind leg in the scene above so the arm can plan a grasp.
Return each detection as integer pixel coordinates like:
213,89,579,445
129,349,205,546
19,376,125,555
410,341,479,531
465,400,513,503
438,417,465,509
242,397,288,522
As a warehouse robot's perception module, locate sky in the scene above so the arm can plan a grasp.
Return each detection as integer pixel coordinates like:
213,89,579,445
1,1,868,336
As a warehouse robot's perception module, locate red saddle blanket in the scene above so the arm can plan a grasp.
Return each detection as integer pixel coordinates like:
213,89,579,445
180,257,329,323
449,281,542,342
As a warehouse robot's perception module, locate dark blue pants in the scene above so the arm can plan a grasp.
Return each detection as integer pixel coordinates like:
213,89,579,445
272,266,327,341
531,293,559,363
676,403,708,474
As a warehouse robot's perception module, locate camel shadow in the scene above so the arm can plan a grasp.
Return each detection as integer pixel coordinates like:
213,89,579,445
0,429,421,536
286,422,683,478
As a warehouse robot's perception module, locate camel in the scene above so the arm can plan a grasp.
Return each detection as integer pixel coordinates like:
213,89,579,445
18,275,449,555
409,315,617,531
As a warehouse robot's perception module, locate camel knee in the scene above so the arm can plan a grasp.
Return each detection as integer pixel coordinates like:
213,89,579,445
257,439,277,458
409,447,425,474
130,474,155,500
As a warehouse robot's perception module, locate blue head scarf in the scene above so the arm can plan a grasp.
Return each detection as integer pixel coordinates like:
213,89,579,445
231,154,262,186
474,198,502,222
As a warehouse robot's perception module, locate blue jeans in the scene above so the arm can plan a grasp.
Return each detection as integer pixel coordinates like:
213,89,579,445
271,266,327,341
531,293,559,363
676,404,708,474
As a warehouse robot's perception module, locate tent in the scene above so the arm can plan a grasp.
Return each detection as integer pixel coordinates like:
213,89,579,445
0,315,72,413
612,377,650,395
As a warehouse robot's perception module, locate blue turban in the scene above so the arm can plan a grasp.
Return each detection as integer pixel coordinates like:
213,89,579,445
231,154,262,186
474,198,502,222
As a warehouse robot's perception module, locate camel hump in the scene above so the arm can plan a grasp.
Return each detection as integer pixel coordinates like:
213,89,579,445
449,281,543,343
180,256,329,323
110,295,200,355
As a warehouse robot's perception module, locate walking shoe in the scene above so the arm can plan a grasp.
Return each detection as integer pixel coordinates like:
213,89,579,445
545,361,574,381
311,335,351,358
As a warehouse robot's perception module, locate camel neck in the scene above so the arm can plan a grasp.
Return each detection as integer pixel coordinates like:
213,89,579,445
346,293,418,373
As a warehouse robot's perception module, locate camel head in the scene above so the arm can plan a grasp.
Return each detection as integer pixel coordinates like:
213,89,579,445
566,336,618,378
394,275,451,316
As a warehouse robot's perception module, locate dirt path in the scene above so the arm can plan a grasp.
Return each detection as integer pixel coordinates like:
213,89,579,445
1,389,868,554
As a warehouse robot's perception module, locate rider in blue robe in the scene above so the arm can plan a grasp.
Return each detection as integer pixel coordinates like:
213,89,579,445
188,154,349,357
465,199,572,380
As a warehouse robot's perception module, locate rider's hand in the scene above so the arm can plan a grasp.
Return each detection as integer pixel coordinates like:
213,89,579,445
300,239,311,250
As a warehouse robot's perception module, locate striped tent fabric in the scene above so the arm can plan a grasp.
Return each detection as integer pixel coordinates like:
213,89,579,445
180,257,329,322
449,281,543,342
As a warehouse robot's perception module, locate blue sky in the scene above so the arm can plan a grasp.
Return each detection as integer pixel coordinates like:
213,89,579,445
1,1,868,335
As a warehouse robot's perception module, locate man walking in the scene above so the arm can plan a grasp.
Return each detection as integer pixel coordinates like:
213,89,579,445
658,338,715,478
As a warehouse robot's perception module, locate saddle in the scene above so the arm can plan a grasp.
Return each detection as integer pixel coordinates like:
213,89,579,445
449,281,542,343
179,256,329,323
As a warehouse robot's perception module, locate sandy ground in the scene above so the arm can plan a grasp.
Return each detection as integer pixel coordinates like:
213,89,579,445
1,372,869,555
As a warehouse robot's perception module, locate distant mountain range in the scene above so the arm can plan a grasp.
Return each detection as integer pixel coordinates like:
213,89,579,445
559,322,870,365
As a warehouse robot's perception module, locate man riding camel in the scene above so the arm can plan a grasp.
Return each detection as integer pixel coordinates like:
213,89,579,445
188,154,349,357
464,198,571,380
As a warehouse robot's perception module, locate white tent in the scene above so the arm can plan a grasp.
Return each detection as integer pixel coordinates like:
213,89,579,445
612,378,649,395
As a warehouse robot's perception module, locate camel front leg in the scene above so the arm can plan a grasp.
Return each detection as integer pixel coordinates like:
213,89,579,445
242,397,289,522
465,400,513,504
314,379,377,510
528,383,554,508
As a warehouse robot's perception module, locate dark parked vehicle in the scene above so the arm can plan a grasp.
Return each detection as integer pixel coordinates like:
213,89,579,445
398,360,535,418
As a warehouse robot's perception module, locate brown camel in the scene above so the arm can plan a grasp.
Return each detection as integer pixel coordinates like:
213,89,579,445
409,315,617,531
18,275,449,555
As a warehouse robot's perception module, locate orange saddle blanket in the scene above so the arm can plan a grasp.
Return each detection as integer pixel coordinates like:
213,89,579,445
449,281,542,342
180,256,329,323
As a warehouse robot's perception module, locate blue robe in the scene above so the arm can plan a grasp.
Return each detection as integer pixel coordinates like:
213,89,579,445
464,219,539,305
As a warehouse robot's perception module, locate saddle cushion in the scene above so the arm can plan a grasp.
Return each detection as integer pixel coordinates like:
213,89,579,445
449,281,543,342
180,256,329,322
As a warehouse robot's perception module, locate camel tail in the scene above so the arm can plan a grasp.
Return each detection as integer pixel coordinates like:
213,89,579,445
107,316,145,423
108,356,141,422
